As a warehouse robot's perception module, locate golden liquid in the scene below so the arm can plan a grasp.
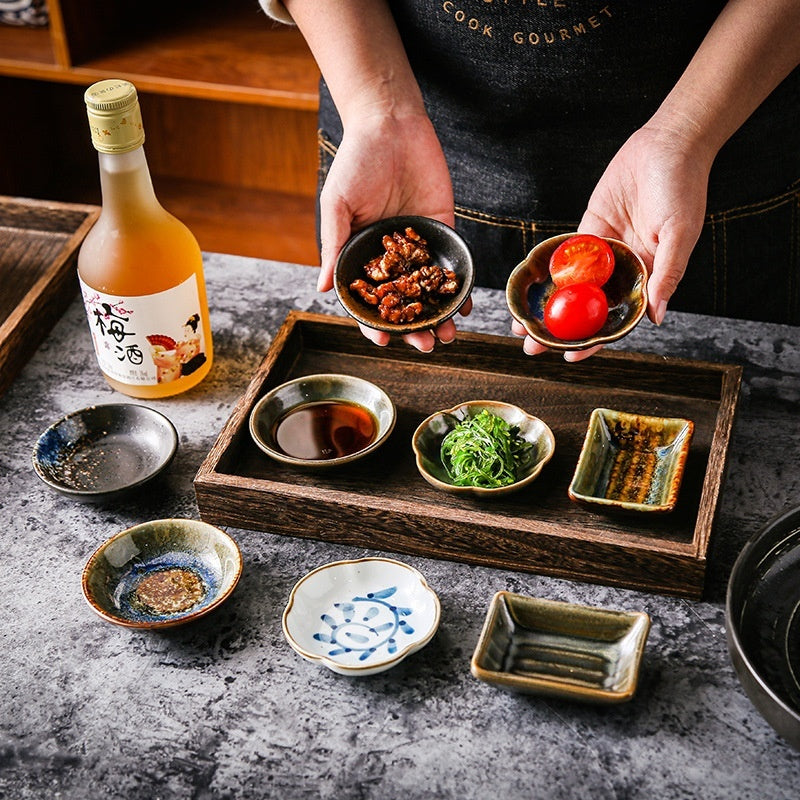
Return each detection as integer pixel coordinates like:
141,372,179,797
78,150,213,398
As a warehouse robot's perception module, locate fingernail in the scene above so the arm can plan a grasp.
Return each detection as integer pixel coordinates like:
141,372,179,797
316,273,325,292
655,299,668,326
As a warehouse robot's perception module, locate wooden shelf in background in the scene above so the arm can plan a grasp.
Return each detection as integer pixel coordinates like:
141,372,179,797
0,1,321,267
157,179,320,267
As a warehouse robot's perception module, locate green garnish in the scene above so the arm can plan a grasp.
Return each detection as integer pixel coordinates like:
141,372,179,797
440,409,533,488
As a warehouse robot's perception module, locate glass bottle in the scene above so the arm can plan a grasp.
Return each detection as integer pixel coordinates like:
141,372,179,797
78,78,213,398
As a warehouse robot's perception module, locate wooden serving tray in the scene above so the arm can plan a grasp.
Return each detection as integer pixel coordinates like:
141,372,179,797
0,197,100,397
195,311,742,598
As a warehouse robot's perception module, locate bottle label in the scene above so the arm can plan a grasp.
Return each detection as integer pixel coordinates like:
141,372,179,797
79,275,209,387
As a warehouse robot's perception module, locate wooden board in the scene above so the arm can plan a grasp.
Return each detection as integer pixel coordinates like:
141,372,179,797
194,311,743,599
0,196,99,397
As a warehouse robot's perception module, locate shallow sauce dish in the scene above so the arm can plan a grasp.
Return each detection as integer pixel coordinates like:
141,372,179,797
32,403,178,502
282,557,441,676
334,215,475,334
249,373,396,468
470,591,650,703
568,408,694,513
506,232,647,351
727,504,800,750
82,519,242,629
412,400,555,498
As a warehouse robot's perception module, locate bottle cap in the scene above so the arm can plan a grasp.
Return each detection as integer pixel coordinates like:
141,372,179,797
84,79,145,154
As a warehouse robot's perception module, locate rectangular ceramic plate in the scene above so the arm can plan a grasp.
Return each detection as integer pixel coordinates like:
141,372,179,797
0,196,100,396
568,408,695,513
469,591,651,703
194,311,742,599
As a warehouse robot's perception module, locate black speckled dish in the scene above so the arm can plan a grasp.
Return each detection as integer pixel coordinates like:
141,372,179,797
727,504,800,751
334,215,475,334
568,408,694,513
506,232,647,351
471,591,650,703
82,519,242,629
32,403,178,502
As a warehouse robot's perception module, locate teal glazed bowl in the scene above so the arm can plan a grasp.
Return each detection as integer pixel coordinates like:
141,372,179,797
82,519,242,629
506,232,648,351
568,408,694,513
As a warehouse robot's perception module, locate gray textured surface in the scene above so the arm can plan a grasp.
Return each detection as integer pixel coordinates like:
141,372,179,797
2,254,799,799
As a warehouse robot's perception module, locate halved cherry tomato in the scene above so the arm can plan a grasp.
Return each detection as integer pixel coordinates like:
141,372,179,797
544,282,608,340
549,234,614,287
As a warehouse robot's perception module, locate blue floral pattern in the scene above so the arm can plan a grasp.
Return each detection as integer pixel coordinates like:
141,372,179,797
313,586,416,662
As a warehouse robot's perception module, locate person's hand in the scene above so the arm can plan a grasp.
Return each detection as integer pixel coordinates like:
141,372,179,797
513,121,712,361
316,110,472,352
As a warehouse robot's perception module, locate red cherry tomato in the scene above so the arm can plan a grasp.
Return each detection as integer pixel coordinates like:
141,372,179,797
549,234,615,287
543,282,608,340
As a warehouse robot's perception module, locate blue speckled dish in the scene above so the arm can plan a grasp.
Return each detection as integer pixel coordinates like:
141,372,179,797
568,408,694,513
82,519,242,628
282,557,441,676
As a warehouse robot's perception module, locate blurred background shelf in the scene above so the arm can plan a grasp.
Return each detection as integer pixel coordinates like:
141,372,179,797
0,0,321,265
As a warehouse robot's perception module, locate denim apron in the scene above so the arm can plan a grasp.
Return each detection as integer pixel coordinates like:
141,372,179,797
317,1,800,324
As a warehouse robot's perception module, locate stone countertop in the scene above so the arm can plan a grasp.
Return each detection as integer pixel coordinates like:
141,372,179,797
2,253,799,799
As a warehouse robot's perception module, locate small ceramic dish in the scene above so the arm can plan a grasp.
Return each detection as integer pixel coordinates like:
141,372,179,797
568,408,694,513
412,400,555,498
282,557,441,676
506,232,648,351
334,215,475,334
470,591,650,703
82,519,242,629
32,403,178,502
727,503,800,751
249,373,396,468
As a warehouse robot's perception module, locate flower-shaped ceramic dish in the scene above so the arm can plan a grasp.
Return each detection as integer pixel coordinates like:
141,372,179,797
412,400,555,498
282,557,441,676
82,519,242,629
506,232,648,351
249,373,396,468
470,591,651,703
727,503,800,751
32,403,178,502
568,408,694,513
334,215,475,334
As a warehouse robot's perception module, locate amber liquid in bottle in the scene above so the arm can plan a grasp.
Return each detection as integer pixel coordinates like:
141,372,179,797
79,80,213,398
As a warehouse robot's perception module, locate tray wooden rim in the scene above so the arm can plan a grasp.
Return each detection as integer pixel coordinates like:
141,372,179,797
195,310,743,598
0,196,100,396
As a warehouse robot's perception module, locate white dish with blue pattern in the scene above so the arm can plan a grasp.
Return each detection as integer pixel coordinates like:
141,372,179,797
282,557,441,676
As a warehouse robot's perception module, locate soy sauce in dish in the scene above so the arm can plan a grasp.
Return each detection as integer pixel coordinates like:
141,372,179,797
273,400,377,460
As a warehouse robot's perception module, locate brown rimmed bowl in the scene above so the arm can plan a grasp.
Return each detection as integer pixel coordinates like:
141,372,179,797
412,400,555,498
334,215,474,335
82,519,242,629
506,232,648,351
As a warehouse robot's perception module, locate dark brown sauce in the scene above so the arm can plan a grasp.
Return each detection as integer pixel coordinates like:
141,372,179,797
272,400,377,460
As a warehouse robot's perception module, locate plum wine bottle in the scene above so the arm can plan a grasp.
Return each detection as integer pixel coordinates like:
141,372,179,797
78,79,213,398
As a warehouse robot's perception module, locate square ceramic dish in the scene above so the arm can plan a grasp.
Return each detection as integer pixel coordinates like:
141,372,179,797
568,408,694,513
470,591,650,703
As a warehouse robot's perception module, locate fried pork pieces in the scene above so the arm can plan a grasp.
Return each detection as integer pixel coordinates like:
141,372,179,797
349,227,461,324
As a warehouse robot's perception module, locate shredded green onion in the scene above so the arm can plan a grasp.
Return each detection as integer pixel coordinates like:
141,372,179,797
440,409,533,488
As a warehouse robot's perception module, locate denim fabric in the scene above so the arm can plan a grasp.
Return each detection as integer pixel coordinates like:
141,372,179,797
316,1,800,324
